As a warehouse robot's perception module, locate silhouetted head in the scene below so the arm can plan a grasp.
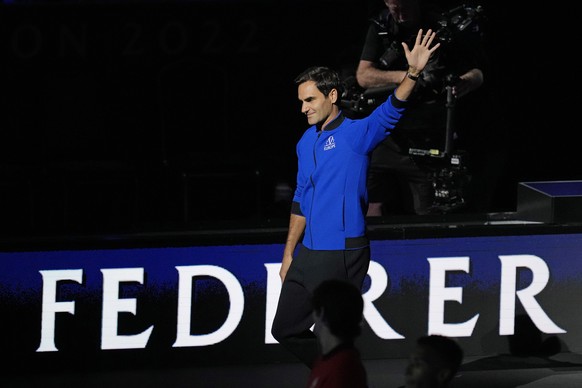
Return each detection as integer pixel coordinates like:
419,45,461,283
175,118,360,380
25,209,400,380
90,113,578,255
404,334,463,388
312,279,363,341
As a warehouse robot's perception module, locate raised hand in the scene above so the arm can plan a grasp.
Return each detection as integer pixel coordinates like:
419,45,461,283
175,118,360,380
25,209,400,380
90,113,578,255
402,29,440,74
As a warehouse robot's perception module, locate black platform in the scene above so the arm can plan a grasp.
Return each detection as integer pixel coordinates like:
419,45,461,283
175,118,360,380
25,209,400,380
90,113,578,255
517,180,582,224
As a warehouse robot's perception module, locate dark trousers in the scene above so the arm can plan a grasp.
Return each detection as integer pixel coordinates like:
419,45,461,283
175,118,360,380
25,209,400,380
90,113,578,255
271,245,370,368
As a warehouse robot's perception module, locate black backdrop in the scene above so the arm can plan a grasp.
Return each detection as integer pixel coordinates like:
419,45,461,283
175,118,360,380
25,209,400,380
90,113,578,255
0,0,578,235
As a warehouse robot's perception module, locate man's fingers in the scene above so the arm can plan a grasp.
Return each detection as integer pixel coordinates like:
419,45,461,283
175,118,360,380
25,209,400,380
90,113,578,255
420,29,437,48
425,30,436,46
421,29,431,45
416,28,422,44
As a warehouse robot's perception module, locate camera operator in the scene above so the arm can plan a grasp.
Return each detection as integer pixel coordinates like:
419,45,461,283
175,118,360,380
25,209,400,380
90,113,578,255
356,0,485,216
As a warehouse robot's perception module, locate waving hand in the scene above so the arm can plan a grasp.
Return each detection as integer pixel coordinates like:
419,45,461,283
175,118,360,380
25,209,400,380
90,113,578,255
402,29,440,75
394,29,440,101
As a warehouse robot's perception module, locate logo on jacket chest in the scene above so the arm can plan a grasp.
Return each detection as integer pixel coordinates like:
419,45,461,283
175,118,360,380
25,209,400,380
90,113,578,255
323,135,336,151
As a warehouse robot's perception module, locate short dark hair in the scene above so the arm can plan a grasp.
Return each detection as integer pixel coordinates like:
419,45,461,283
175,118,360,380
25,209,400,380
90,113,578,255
417,335,463,380
312,279,363,340
294,66,344,98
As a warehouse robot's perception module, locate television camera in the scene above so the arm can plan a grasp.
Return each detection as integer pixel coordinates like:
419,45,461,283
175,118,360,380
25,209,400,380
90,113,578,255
339,4,485,214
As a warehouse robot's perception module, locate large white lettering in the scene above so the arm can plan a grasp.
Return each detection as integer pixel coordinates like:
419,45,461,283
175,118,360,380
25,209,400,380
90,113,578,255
34,254,567,352
173,265,244,347
428,257,479,337
499,254,566,335
37,269,83,352
264,263,282,344
363,261,404,339
101,268,154,350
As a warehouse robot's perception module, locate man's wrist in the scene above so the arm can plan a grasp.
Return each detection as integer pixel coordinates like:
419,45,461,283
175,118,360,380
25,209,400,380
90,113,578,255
406,71,421,81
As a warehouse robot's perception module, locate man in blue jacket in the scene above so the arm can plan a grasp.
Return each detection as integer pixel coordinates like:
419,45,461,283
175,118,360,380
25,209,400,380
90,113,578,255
272,29,440,368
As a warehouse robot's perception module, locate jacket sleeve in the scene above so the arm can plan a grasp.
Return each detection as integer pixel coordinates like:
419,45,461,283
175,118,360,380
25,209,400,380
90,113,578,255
351,93,407,154
291,141,305,216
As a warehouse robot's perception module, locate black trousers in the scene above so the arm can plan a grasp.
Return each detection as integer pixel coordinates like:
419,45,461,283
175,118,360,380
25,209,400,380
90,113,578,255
271,245,370,368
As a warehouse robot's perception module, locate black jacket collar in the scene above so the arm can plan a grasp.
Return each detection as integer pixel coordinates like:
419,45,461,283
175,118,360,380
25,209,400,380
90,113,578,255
317,111,345,132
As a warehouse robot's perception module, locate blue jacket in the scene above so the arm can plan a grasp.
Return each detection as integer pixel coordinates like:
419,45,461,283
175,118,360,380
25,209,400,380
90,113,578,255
292,94,407,250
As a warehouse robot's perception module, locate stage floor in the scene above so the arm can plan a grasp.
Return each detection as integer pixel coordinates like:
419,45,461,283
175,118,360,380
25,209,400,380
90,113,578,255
4,352,582,388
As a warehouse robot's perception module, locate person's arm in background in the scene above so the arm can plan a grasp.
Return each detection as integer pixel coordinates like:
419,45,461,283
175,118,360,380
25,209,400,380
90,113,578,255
356,59,406,89
279,212,305,281
357,62,483,96
453,68,484,98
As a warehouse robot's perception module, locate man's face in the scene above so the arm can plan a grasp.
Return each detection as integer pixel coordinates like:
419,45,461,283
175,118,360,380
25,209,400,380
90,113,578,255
404,345,445,388
298,80,335,126
384,0,419,25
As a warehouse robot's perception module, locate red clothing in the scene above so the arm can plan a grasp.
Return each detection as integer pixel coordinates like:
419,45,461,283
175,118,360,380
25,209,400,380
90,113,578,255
306,345,368,388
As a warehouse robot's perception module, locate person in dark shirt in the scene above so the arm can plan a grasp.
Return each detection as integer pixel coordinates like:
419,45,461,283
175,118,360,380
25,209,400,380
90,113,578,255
306,279,367,388
356,0,486,216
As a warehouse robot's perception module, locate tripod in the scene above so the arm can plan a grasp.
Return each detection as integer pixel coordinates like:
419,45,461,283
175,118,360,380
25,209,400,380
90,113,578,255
428,74,471,213
404,73,471,213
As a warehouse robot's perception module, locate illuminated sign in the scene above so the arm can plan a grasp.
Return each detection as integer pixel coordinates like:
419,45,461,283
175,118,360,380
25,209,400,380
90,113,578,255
2,234,582,371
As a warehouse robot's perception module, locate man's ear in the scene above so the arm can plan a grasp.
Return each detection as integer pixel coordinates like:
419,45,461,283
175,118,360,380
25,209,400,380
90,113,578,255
329,88,338,104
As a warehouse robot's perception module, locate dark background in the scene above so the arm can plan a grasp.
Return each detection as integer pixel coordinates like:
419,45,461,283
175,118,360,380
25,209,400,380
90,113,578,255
0,0,578,236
